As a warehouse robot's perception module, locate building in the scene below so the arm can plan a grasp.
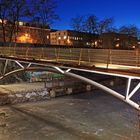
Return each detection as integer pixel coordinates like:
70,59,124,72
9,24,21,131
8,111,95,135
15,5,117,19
50,30,98,47
0,21,51,45
0,20,139,49
100,32,138,49
137,40,140,48
16,25,50,44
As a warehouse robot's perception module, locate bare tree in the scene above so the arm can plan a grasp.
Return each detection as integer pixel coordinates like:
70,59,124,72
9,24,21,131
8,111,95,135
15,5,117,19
97,18,114,34
70,15,115,35
0,0,11,42
31,0,59,26
71,15,85,32
119,25,140,37
30,0,59,44
84,15,98,34
71,14,98,34
0,0,59,45
0,0,31,43
6,0,31,42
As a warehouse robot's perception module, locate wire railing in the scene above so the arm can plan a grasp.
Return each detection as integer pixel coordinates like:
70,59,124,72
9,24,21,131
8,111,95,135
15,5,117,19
0,47,140,68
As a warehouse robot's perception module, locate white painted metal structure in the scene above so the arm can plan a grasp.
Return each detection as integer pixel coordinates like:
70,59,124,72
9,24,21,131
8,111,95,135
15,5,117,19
0,56,140,111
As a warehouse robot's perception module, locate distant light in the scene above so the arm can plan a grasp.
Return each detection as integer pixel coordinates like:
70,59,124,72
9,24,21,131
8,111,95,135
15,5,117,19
132,46,136,49
67,39,71,44
47,35,49,39
63,36,67,39
0,19,6,24
58,36,61,40
86,42,90,45
17,33,32,43
25,33,29,37
116,43,120,47
19,22,23,26
95,41,98,46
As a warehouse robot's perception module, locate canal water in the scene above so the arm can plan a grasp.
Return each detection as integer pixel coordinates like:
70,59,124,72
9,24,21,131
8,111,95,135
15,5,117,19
0,87,140,140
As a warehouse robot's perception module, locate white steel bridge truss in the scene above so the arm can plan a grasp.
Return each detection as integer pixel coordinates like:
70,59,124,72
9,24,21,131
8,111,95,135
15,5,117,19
0,57,140,111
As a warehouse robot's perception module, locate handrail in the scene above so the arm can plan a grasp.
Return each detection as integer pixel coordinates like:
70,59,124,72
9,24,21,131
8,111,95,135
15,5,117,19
0,47,140,68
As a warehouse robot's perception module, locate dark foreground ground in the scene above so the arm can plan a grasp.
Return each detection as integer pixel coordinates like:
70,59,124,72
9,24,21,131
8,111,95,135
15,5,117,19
0,89,140,140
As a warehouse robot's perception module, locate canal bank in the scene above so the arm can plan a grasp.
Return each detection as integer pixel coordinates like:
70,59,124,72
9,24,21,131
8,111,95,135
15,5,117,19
0,76,125,105
0,77,92,105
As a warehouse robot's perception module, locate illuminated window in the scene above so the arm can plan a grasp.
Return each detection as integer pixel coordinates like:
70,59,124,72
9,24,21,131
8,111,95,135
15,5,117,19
86,42,90,45
114,37,120,41
116,43,120,48
19,22,23,26
47,35,49,39
132,46,136,49
64,35,67,39
58,36,61,40
17,33,32,43
0,19,6,24
25,33,29,37
95,41,98,46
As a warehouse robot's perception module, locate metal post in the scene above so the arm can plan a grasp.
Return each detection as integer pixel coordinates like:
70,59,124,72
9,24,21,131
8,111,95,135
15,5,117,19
107,49,111,69
136,49,139,67
125,78,131,99
88,49,91,63
55,48,58,62
138,102,140,131
78,48,82,65
3,60,8,75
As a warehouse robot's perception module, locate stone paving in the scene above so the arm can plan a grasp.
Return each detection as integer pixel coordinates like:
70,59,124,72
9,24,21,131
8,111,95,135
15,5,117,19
0,81,91,105
0,82,49,105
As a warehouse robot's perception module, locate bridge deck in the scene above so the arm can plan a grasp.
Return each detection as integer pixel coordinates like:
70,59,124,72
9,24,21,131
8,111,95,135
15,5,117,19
0,47,140,78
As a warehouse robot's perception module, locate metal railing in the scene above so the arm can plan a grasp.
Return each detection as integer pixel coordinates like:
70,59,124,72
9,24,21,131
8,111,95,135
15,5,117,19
0,47,140,68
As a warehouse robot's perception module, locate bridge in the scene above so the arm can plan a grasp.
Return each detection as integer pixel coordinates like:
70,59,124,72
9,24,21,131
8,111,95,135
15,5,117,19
0,46,140,111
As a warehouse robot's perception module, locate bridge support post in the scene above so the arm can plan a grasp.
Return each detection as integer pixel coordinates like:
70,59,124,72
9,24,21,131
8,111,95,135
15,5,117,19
3,60,8,75
126,78,132,100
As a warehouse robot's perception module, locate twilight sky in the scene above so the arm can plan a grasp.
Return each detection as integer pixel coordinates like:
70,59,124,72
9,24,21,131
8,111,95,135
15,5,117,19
52,0,140,30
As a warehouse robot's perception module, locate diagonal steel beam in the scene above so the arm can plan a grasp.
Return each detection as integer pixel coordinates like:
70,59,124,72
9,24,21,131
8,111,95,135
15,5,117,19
126,78,132,99
3,59,9,75
128,82,140,99
15,60,24,69
66,69,71,72
27,63,32,68
54,66,64,74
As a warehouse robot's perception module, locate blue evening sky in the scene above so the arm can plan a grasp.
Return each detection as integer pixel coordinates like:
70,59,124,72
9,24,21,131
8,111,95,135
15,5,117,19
52,0,140,30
